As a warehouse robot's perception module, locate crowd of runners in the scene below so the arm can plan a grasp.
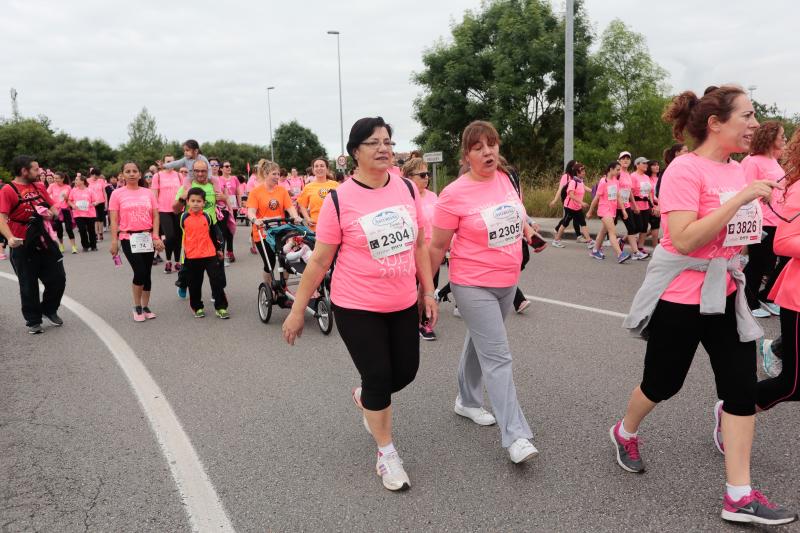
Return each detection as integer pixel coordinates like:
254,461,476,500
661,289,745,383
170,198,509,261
1,83,800,526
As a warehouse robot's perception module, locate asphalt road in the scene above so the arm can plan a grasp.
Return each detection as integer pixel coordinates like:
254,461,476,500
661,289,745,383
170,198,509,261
1,228,794,533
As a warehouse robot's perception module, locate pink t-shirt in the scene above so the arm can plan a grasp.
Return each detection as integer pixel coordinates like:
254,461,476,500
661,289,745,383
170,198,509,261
47,183,71,210
387,166,402,178
741,154,784,227
315,175,425,313
596,177,619,218
418,189,438,243
650,176,660,204
768,184,800,312
659,153,748,304
434,171,525,288
108,186,158,239
564,179,586,211
559,173,569,188
286,176,305,199
631,172,653,210
88,178,107,204
151,170,183,213
68,187,96,218
618,170,632,209
246,175,260,193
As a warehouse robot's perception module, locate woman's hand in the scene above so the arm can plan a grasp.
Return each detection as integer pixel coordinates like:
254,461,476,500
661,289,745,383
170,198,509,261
153,238,165,252
737,179,782,205
110,240,119,256
420,294,439,329
282,310,306,346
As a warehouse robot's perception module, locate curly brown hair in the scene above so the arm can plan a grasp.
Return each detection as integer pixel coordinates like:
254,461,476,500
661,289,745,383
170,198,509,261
750,121,784,156
782,129,800,192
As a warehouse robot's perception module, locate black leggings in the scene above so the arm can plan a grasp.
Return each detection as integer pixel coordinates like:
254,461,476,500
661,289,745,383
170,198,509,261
744,226,781,309
75,217,97,250
255,239,276,273
640,294,757,416
53,209,75,240
121,239,155,291
333,303,420,411
159,212,182,262
558,207,586,234
757,308,800,410
219,211,234,253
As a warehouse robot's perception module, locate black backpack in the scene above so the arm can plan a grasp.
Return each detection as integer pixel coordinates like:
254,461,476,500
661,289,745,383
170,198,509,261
560,177,578,202
329,176,416,222
5,182,60,256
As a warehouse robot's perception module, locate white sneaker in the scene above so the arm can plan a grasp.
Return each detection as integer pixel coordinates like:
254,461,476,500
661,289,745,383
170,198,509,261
454,397,496,426
761,302,780,316
586,239,596,249
632,251,648,260
224,258,231,267
602,239,610,247
453,307,461,318
508,438,539,464
551,240,566,248
752,308,771,318
759,339,783,378
376,451,410,491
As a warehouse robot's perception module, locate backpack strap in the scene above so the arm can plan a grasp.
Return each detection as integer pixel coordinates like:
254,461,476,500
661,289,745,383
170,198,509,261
6,181,48,222
506,170,521,198
400,177,416,200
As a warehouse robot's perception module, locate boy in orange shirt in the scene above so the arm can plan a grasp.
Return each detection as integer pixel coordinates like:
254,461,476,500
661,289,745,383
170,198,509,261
181,188,229,318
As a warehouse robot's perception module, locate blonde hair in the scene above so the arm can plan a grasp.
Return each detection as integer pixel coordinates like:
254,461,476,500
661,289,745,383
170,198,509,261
401,157,426,178
256,159,279,180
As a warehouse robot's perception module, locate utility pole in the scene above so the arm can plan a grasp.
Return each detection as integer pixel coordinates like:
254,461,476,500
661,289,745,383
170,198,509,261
267,86,275,160
327,31,345,157
10,88,19,121
564,0,574,167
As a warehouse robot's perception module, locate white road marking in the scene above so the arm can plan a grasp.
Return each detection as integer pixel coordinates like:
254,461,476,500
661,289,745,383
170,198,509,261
0,272,235,533
523,293,628,319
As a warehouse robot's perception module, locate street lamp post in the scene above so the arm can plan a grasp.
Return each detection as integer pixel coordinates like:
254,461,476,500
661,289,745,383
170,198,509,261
327,30,345,157
267,86,275,160
563,0,574,167
748,85,758,101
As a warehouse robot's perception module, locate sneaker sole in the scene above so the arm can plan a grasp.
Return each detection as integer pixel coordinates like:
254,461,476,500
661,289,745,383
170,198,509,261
454,403,496,426
510,448,539,464
379,477,410,491
713,401,724,455
45,318,63,327
721,509,797,525
609,426,644,473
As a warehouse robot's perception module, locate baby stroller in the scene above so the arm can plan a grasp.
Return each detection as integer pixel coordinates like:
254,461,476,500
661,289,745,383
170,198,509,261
236,194,250,226
255,218,334,335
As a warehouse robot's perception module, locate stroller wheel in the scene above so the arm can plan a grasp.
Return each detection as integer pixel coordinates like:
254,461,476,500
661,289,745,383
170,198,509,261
257,283,273,323
316,297,333,335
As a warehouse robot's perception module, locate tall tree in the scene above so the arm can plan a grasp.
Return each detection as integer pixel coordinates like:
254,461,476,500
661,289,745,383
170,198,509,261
272,121,327,171
118,107,165,168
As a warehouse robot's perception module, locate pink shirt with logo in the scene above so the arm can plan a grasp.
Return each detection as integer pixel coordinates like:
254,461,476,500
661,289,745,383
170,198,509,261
315,175,425,313
631,171,652,210
151,170,183,213
618,170,633,209
68,187,96,218
286,176,305,199
564,179,586,211
108,187,158,240
596,177,619,218
658,153,748,304
418,189,438,243
433,171,525,288
741,154,784,227
47,183,71,210
88,178,107,204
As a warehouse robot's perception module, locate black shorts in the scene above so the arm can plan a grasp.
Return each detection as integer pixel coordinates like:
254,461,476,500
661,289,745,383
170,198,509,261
95,203,106,222
615,207,638,234
649,212,661,230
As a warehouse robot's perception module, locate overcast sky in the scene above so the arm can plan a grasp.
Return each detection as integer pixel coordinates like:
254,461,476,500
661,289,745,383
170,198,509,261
2,0,797,160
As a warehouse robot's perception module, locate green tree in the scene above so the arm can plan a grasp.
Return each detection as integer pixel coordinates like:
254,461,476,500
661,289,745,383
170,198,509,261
202,139,269,178
272,121,327,171
0,117,56,171
118,107,165,168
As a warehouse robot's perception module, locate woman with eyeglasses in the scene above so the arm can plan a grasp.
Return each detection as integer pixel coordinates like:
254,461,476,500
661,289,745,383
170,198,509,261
618,86,794,525
297,157,339,231
283,117,437,492
741,121,789,318
219,161,240,264
402,157,439,341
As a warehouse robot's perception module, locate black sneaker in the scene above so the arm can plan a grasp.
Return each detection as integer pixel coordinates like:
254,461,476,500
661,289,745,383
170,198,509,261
44,313,64,326
722,490,797,525
419,322,436,341
609,420,644,473
28,324,44,334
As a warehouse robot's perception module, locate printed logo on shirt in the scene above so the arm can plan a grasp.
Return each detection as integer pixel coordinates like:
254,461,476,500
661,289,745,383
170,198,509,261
371,210,401,227
318,188,330,199
268,199,279,210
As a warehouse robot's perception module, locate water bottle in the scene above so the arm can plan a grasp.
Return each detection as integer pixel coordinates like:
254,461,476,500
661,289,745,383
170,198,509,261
113,254,122,267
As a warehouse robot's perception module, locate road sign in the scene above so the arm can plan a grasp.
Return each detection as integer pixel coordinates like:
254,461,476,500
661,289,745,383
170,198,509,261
336,155,347,169
423,151,443,163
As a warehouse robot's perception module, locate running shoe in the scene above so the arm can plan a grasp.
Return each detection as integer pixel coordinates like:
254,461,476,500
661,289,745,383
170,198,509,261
551,239,566,248
617,251,632,264
602,239,610,247
227,251,236,263
44,313,63,326
164,262,172,274
454,396,496,426
58,242,64,252
721,490,797,525
71,245,78,254
752,308,771,318
586,239,596,249
632,251,648,261
759,339,782,378
194,308,205,318
434,289,450,303
0,252,7,260
142,307,157,320
713,400,724,455
177,286,187,299
351,387,371,435
609,420,644,473
590,249,604,261
453,306,461,318
133,307,146,322
508,438,539,464
27,323,44,334
250,245,257,255
576,235,590,243
215,309,230,319
516,300,531,314
90,247,98,252
376,451,410,491
761,301,780,316
224,258,231,267
419,322,436,341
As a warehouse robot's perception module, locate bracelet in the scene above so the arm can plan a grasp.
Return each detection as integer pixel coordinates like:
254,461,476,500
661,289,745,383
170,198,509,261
423,292,436,300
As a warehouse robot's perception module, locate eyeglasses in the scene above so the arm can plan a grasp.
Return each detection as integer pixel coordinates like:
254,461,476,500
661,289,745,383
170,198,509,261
761,174,799,223
179,170,189,174
194,170,208,175
210,162,220,167
410,172,430,179
222,164,231,168
360,140,396,149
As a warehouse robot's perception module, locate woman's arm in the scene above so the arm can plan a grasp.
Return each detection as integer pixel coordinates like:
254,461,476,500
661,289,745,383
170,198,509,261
109,211,119,256
414,231,438,328
429,226,455,275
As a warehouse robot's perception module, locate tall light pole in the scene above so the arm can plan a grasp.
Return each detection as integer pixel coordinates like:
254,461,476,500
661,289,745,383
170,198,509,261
267,86,275,160
564,0,574,168
748,85,758,101
327,30,345,157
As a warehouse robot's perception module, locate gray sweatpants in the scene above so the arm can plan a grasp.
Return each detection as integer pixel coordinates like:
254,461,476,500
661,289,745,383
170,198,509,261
452,284,533,448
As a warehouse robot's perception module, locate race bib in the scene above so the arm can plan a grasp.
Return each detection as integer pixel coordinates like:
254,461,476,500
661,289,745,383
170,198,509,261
607,185,618,201
227,195,237,208
359,205,416,260
129,232,154,253
639,180,651,196
720,191,763,247
76,200,90,211
480,202,523,248
620,189,631,203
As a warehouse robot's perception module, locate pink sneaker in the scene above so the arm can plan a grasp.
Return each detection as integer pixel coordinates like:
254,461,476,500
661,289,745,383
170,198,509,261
133,307,146,322
609,420,644,473
142,307,157,320
722,490,796,525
